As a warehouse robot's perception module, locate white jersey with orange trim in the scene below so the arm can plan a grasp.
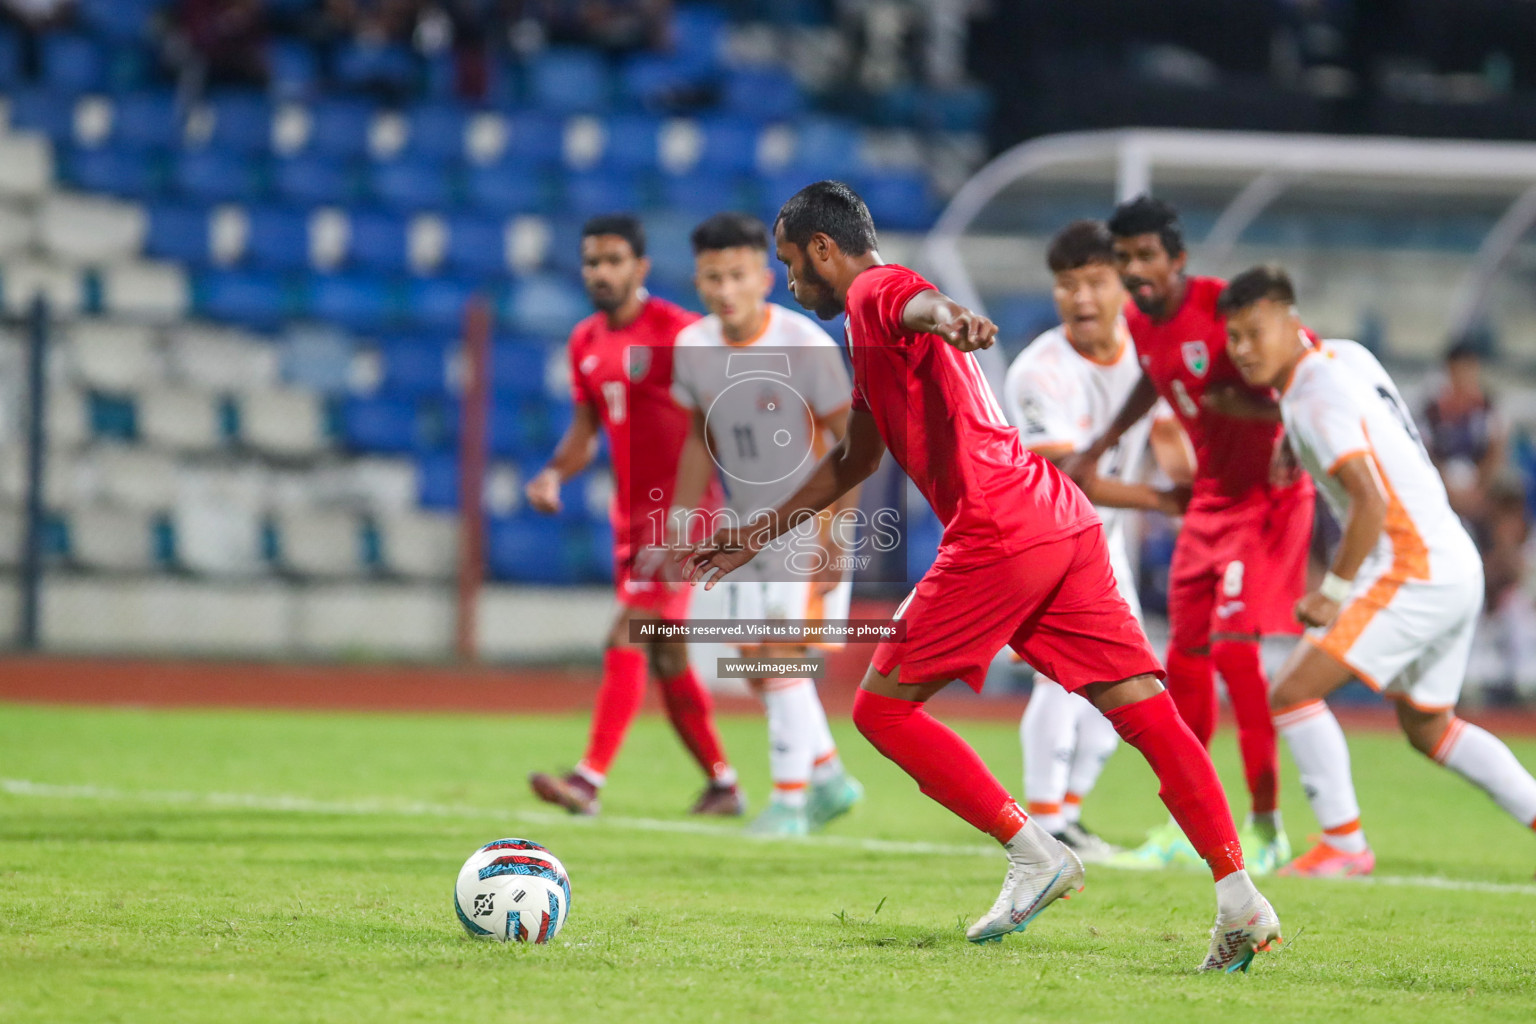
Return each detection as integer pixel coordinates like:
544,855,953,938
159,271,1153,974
1003,320,1155,615
1281,342,1483,710
671,303,853,644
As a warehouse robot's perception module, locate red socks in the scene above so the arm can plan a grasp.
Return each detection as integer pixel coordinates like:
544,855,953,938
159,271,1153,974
1105,690,1244,880
1212,639,1279,815
659,665,732,781
578,647,648,779
853,689,1017,837
1165,646,1217,748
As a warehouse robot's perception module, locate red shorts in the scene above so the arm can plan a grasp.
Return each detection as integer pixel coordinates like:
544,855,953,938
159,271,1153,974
872,525,1163,693
615,549,691,621
1168,488,1312,652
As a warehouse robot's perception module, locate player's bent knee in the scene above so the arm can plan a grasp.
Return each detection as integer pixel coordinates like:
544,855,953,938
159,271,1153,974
1082,673,1164,712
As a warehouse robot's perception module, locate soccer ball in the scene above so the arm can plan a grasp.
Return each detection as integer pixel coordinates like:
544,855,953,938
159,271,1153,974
454,838,571,943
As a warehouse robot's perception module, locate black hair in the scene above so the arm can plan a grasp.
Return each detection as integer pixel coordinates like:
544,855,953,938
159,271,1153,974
773,180,878,256
690,212,770,254
1445,337,1484,364
1216,264,1297,317
1047,220,1116,273
581,213,645,258
1107,195,1185,258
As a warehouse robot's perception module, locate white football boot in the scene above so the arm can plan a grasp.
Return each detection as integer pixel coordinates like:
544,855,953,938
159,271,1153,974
1199,890,1282,972
966,829,1085,943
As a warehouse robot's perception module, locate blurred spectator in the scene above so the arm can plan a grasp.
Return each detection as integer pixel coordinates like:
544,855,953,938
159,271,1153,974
519,0,673,53
175,0,270,88
1420,339,1508,533
324,0,423,43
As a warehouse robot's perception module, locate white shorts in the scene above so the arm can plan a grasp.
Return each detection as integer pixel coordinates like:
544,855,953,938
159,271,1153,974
1308,563,1484,713
712,576,852,650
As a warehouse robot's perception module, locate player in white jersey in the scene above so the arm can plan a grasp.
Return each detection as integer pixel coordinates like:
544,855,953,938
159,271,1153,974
1003,221,1193,862
668,212,863,836
1222,265,1536,877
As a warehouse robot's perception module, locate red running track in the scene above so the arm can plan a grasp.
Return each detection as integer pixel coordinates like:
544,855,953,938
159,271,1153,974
3,653,1535,734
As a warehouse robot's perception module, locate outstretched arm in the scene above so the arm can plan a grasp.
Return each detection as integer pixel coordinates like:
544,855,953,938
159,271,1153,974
1294,454,1387,628
525,401,600,513
681,407,886,588
901,290,998,352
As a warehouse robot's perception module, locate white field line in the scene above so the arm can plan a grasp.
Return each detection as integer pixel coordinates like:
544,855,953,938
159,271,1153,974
5,778,1536,898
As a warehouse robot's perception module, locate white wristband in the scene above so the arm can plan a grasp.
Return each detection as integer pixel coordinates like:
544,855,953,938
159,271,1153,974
1319,572,1353,603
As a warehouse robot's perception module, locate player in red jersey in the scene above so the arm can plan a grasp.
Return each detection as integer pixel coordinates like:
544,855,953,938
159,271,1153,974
526,214,742,818
683,182,1281,972
1069,197,1312,874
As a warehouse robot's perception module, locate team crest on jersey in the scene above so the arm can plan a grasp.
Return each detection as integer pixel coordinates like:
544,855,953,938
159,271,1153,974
1181,341,1210,377
626,346,651,381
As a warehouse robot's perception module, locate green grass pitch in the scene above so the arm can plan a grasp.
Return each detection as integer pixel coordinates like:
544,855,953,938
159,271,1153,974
2,701,1534,1023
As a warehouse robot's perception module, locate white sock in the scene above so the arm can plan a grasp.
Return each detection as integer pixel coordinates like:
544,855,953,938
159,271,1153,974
1436,719,1536,829
1275,699,1368,853
1003,814,1059,867
573,763,604,788
805,683,843,784
762,679,817,805
1066,700,1120,806
1215,869,1259,920
1021,679,1075,834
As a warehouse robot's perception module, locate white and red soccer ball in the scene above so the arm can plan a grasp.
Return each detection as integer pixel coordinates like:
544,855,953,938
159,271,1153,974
454,839,571,943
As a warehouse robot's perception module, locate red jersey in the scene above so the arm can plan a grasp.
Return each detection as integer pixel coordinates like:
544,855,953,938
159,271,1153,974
567,296,700,556
1127,276,1312,508
844,264,1096,559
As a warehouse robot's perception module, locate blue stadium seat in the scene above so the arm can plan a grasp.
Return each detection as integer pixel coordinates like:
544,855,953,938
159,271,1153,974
694,116,762,174
444,214,509,276
307,99,374,157
563,171,641,218
487,400,533,457
586,519,615,581
722,68,804,122
405,103,469,161
504,112,567,167
914,85,992,133
671,4,728,71
196,270,287,328
209,92,272,154
528,48,610,113
67,146,159,199
342,396,419,454
407,277,480,331
859,170,934,232
416,450,458,509
788,116,865,178
268,39,319,101
88,392,138,440
334,41,416,94
600,114,663,170
145,204,211,264
658,171,748,216
642,212,698,285
369,158,454,211
346,209,412,274
113,91,182,149
175,149,263,204
7,88,74,142
244,206,312,271
487,515,580,582
489,341,548,396
76,0,158,42
464,163,547,216
274,154,355,206
505,275,588,335
618,53,705,113
41,34,105,93
311,273,393,331
541,399,576,444
379,341,450,399
0,27,19,88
